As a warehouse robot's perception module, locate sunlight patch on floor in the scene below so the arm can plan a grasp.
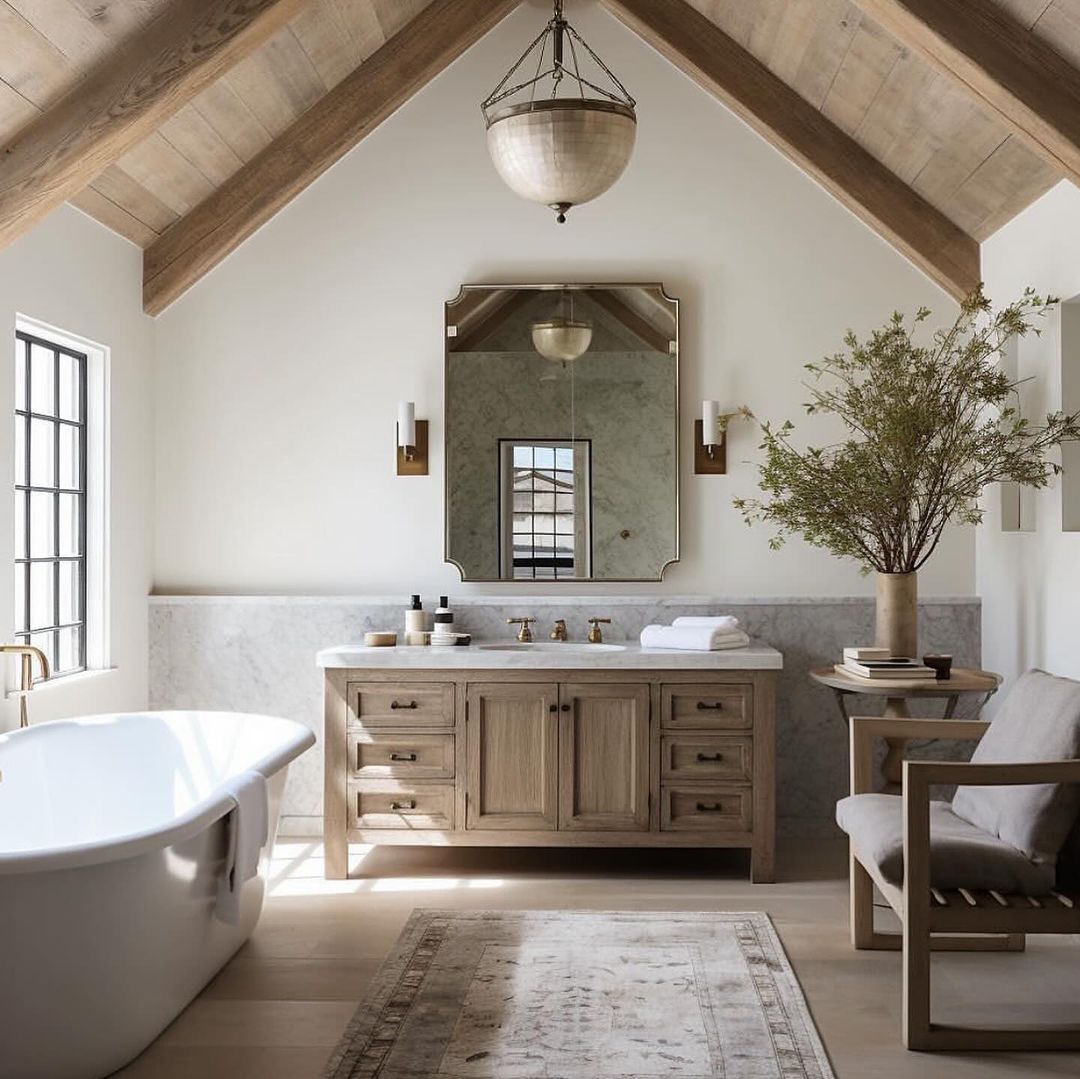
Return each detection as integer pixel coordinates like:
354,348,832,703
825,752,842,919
267,838,504,896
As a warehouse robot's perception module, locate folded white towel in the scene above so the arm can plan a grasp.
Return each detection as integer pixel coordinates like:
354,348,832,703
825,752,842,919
672,615,741,632
640,625,751,651
216,768,269,926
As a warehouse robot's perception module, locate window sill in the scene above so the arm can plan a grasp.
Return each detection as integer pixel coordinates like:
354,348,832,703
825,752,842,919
5,666,117,699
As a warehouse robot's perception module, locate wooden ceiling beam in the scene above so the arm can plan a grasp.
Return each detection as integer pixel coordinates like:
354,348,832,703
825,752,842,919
601,0,980,301
854,0,1080,186
143,0,522,315
0,0,312,252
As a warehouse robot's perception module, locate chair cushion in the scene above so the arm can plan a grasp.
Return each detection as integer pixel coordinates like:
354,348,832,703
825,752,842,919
952,669,1080,868
836,793,1055,895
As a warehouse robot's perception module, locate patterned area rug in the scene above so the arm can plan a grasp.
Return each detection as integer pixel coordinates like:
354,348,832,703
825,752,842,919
324,910,834,1078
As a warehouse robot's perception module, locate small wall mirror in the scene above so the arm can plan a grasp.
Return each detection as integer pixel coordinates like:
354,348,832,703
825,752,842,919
445,284,679,581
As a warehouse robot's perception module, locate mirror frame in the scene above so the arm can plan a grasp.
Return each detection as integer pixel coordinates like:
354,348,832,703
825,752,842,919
443,282,681,583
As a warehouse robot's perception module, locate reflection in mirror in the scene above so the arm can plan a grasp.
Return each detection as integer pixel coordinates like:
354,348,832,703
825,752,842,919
445,285,679,581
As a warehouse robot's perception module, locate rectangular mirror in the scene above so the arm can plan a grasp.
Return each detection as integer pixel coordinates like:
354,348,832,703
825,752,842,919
445,284,679,581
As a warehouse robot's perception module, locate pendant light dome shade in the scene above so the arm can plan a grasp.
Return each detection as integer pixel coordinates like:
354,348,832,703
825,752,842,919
531,316,593,362
482,1,636,223
486,100,636,223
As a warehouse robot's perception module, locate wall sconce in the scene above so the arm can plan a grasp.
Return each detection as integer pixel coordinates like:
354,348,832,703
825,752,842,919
396,401,428,476
695,400,747,475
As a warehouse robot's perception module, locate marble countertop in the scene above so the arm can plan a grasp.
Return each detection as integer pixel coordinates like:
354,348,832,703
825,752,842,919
316,642,784,670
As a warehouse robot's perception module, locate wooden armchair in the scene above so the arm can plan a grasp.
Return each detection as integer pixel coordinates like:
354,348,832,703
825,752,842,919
842,712,1080,1051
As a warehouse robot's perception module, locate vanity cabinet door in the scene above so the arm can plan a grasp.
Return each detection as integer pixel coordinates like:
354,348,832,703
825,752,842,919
558,683,650,831
466,683,559,831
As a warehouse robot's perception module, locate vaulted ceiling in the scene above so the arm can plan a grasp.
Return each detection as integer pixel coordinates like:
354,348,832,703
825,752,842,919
1,0,1079,314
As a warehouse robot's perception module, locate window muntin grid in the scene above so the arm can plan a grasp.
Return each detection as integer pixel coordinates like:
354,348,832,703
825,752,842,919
13,330,88,677
508,443,578,580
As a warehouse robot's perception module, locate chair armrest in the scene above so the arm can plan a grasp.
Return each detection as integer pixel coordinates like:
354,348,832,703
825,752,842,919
901,758,1080,912
849,717,989,795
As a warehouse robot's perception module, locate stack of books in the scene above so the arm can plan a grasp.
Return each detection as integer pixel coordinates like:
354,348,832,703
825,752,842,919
835,646,936,683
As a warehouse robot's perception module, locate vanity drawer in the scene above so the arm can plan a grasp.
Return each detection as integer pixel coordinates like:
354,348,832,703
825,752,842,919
349,682,455,728
661,734,752,782
661,684,752,730
348,732,455,779
349,782,455,830
660,784,752,832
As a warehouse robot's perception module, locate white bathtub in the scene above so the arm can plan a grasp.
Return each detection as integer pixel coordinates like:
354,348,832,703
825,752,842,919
0,710,315,1079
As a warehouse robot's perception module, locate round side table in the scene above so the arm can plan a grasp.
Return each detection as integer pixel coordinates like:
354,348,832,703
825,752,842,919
810,666,1002,788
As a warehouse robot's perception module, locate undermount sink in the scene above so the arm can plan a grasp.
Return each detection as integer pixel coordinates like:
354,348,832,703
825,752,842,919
478,642,627,653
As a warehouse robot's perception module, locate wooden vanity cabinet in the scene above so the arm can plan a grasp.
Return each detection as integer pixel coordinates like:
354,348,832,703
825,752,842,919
324,667,776,882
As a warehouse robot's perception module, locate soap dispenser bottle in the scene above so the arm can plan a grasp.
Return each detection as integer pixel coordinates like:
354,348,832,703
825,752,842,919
405,594,427,646
433,596,455,636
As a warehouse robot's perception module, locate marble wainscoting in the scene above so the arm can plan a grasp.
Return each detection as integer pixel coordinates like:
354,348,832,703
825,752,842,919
149,595,980,838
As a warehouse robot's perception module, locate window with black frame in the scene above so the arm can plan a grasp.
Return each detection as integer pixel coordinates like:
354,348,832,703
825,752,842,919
13,330,87,677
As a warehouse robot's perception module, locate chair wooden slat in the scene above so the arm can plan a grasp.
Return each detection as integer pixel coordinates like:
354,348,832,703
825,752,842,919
930,887,947,906
988,890,1010,907
958,887,978,907
1051,890,1075,909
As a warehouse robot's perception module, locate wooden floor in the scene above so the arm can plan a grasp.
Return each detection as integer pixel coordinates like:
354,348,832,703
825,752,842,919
114,838,1080,1078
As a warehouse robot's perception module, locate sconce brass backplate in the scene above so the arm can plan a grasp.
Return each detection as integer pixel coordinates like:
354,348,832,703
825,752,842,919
694,419,726,474
397,419,429,476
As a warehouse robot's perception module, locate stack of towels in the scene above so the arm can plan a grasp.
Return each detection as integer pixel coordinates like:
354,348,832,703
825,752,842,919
640,615,749,651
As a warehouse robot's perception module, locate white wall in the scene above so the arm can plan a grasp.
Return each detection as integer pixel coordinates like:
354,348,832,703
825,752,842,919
152,1,972,598
0,205,154,731
978,180,1080,689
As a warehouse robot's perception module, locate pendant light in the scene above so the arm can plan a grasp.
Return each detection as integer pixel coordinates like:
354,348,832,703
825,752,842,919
482,0,637,223
532,291,592,362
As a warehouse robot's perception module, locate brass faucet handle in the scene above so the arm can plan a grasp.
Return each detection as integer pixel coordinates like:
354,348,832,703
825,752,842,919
550,619,568,641
586,617,612,644
506,617,536,643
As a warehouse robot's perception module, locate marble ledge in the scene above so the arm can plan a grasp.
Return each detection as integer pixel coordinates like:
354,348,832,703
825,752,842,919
151,593,980,607
316,642,783,670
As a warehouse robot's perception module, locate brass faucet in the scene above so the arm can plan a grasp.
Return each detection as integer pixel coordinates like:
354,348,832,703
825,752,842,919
1,644,51,728
550,619,568,642
507,617,536,643
587,617,612,644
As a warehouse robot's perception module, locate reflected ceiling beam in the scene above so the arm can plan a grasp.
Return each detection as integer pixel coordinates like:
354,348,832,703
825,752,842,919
450,290,536,352
0,0,311,252
588,290,671,353
601,0,980,300
143,0,522,315
854,0,1080,186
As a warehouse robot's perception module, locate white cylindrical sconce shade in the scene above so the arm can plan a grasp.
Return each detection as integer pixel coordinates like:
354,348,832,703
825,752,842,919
397,401,416,448
702,400,720,445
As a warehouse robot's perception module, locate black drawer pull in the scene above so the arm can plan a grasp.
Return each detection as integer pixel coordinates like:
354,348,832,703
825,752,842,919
390,700,418,710
389,752,418,762
390,800,416,811
696,802,724,812
696,752,724,762
697,701,724,711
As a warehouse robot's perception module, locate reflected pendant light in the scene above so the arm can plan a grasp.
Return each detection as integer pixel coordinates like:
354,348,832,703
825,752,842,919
481,0,637,223
532,291,592,362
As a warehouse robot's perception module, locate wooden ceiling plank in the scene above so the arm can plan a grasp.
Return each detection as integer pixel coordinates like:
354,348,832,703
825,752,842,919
601,0,978,300
190,80,274,163
6,0,112,68
291,0,366,88
92,163,180,234
116,132,217,217
69,185,159,246
329,0,387,66
854,0,1080,185
821,17,903,134
0,76,38,136
0,2,79,106
158,104,247,187
0,0,314,252
143,0,522,315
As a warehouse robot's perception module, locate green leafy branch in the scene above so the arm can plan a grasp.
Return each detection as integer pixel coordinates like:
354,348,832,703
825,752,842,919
735,286,1080,573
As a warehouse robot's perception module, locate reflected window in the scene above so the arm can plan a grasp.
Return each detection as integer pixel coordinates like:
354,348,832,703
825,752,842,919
500,440,591,579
